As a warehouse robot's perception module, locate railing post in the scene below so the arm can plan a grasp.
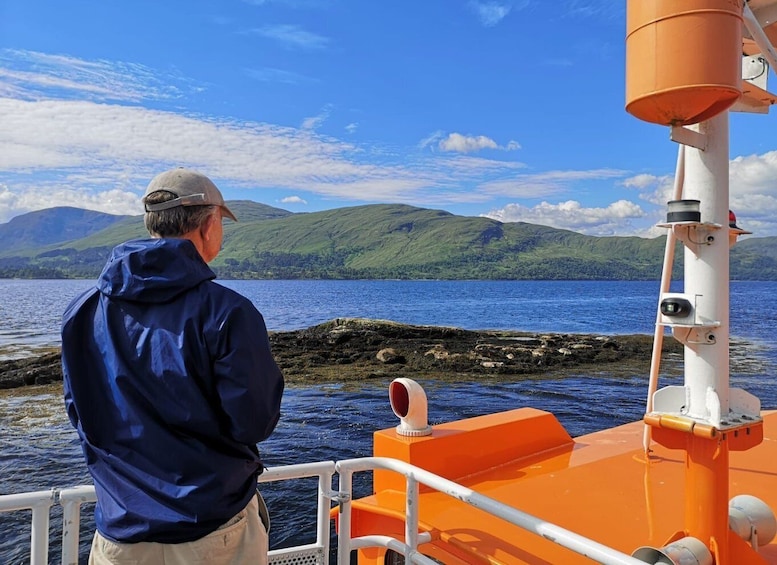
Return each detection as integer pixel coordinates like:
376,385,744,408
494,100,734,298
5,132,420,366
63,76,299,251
59,485,98,565
405,474,420,556
30,497,53,565
317,470,335,565
336,468,354,565
61,498,82,565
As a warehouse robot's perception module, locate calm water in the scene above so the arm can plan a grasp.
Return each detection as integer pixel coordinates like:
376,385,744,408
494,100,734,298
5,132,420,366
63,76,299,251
0,279,697,357
1,279,776,564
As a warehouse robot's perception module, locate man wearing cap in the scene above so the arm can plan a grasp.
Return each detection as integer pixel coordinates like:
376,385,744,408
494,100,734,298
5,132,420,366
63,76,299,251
61,168,284,564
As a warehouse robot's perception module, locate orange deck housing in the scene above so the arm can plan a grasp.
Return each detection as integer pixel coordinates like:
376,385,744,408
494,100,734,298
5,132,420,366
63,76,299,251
373,408,573,493
348,408,777,564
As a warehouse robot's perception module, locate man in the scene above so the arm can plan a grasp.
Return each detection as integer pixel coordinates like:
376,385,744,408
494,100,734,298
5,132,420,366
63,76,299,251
62,168,284,565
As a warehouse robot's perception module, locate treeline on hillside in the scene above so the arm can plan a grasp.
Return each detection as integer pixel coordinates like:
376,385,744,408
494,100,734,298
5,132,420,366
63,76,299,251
216,249,777,281
0,250,676,280
219,254,675,280
0,248,113,279
3,254,777,281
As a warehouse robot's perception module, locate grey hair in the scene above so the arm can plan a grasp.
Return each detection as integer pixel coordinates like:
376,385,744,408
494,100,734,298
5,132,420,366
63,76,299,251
144,191,217,237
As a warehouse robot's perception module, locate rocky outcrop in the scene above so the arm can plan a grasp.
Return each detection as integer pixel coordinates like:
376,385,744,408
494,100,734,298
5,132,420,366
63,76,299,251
0,351,62,389
268,318,682,383
0,318,683,389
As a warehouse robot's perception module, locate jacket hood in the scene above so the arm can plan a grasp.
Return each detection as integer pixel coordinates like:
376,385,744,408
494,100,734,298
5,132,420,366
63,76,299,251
98,239,216,303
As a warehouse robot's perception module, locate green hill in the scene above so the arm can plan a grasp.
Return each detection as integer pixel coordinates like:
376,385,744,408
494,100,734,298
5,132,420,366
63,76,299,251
0,201,774,280
728,236,777,279
214,204,671,279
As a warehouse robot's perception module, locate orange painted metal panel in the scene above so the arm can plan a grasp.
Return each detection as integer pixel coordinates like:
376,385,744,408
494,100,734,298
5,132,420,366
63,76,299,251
373,408,573,493
353,410,777,564
625,0,743,125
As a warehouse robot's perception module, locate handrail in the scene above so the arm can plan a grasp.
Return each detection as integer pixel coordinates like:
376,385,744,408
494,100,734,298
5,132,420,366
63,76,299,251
1,463,337,565
1,457,649,565
336,457,649,565
0,489,57,565
258,459,336,562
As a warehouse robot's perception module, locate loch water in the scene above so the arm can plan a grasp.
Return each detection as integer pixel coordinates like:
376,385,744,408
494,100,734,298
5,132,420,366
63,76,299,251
1,279,776,564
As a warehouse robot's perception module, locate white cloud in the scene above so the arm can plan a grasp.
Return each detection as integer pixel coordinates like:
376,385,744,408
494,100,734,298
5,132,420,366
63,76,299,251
301,104,333,131
729,150,777,233
622,173,660,190
247,24,329,50
435,155,527,175
418,130,444,151
483,199,646,235
0,97,535,220
436,133,522,153
0,49,189,103
469,1,515,27
5,48,777,237
730,151,777,197
0,98,382,188
345,122,358,134
480,168,627,198
619,150,777,235
440,133,498,153
0,182,140,223
622,172,676,208
280,196,307,204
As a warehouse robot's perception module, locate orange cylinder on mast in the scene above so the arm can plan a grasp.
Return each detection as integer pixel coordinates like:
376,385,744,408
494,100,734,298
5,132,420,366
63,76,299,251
625,0,743,126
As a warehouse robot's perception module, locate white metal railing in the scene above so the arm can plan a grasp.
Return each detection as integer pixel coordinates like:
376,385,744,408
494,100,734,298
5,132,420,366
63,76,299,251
1,457,649,565
336,457,648,565
60,485,97,565
259,460,335,565
0,489,57,565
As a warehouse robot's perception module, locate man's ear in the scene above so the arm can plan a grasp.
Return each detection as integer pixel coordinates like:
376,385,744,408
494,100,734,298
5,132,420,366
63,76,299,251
200,212,216,241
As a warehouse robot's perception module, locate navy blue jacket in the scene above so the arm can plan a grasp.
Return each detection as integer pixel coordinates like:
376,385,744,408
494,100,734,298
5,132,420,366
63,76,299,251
62,238,284,543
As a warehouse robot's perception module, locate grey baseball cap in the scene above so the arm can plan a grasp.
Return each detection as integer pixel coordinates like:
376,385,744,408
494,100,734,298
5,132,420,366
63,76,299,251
142,168,237,221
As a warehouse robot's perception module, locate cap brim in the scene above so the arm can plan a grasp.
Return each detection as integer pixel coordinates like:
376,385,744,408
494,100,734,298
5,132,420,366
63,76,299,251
221,205,238,222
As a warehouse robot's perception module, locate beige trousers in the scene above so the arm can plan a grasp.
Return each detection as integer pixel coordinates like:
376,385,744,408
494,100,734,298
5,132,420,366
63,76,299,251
89,495,268,565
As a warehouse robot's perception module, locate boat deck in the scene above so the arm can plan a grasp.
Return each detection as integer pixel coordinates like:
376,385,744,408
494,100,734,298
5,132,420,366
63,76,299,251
350,409,777,564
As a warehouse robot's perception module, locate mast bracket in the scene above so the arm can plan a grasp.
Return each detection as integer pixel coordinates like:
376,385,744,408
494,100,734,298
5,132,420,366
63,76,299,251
670,125,708,150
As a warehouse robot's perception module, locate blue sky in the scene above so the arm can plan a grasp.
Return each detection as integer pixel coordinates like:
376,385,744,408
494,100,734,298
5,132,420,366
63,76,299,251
0,0,776,236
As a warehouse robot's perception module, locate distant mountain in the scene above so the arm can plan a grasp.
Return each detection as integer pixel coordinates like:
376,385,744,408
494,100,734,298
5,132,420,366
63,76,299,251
728,235,777,280
0,201,294,256
0,207,132,253
0,201,775,280
225,200,294,222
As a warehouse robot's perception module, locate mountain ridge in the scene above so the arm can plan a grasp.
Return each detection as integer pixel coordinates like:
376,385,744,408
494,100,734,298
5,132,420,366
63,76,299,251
0,207,133,253
1,202,776,280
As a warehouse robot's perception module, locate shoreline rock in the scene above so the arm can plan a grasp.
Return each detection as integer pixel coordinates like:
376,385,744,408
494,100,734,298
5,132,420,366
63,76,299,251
0,318,683,390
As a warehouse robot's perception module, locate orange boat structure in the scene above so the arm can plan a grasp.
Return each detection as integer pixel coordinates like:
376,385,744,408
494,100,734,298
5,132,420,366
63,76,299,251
3,2,777,564
341,1,777,563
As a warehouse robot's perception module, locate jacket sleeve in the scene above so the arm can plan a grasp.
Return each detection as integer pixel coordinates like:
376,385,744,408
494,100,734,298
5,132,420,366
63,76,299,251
213,301,284,446
61,288,100,433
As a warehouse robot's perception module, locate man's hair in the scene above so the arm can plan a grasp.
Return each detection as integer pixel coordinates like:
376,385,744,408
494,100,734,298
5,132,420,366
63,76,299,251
144,191,217,237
